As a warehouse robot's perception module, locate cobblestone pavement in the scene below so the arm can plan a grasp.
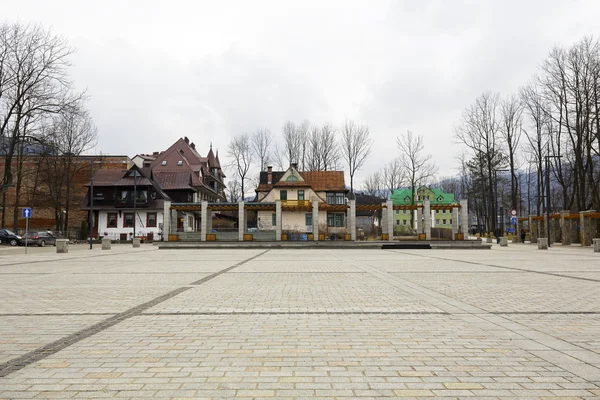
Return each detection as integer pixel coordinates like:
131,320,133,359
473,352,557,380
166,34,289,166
0,244,599,399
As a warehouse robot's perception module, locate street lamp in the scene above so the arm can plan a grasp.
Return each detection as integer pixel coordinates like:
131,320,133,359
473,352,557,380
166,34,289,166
544,145,562,247
494,169,509,239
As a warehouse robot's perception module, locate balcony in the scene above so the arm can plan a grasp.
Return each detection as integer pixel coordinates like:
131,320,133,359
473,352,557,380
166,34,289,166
115,198,149,208
281,200,312,210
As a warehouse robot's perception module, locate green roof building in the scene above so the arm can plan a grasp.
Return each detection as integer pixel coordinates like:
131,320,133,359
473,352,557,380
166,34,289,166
390,186,456,231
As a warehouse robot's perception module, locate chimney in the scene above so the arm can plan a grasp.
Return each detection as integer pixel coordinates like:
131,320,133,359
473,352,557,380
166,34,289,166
184,136,189,144
291,162,298,170
152,151,159,155
190,142,195,150
267,166,273,184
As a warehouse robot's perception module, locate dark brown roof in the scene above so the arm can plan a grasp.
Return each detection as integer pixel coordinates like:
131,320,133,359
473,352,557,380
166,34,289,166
86,169,126,186
153,171,198,190
113,176,152,186
256,170,346,192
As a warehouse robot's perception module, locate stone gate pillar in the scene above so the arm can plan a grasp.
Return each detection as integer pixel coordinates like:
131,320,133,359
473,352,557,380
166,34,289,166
424,199,432,240
275,200,282,241
312,200,319,241
451,206,459,240
349,200,356,241
580,210,596,246
416,206,423,234
200,200,208,241
386,200,393,241
561,211,571,245
238,201,245,241
460,199,469,240
529,215,537,243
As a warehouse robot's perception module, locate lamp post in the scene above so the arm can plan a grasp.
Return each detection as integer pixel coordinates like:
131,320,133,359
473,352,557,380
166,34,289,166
544,145,562,247
494,169,509,239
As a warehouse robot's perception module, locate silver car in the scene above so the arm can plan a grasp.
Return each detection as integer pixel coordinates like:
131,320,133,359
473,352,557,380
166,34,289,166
23,231,57,247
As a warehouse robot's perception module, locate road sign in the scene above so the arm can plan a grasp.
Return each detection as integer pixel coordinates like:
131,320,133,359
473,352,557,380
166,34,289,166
511,216,517,225
22,207,32,219
510,209,517,216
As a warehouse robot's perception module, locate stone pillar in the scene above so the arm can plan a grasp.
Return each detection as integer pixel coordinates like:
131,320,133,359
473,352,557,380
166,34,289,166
593,238,600,253
514,218,521,243
423,199,431,240
459,199,468,240
529,216,537,244
200,200,208,241
163,200,172,239
275,200,282,241
416,206,423,234
580,210,596,246
349,199,356,241
132,237,140,248
381,202,387,238
560,211,571,245
500,237,508,247
538,237,548,250
386,200,393,241
312,200,319,241
451,206,459,240
102,238,111,250
551,218,561,244
238,201,245,241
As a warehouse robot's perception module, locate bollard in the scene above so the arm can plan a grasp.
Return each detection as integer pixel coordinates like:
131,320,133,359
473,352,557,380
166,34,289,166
132,238,141,248
56,239,69,253
486,237,493,244
102,238,111,250
538,238,548,250
593,238,600,253
500,237,508,247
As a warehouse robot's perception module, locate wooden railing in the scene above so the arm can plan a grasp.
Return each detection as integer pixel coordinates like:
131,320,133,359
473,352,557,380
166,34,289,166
281,200,311,207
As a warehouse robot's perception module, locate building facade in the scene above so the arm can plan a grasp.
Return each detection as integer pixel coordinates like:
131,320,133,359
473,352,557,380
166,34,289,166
391,186,457,231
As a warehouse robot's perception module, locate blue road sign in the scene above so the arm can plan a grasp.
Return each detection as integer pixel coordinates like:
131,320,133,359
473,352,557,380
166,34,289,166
22,207,32,219
511,216,517,225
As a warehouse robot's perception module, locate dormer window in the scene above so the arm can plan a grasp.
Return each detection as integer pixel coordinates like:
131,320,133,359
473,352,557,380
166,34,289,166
177,160,183,166
286,175,298,182
161,160,167,166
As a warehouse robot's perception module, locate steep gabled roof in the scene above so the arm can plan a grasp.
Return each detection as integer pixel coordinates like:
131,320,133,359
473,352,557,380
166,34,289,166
256,169,346,193
153,171,198,191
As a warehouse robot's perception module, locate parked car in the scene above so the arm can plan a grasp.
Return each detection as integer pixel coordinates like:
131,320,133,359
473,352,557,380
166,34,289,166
23,231,57,247
0,229,24,246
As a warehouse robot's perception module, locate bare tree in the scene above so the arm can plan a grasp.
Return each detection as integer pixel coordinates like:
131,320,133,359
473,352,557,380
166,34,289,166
227,134,253,200
340,120,372,197
455,92,505,233
499,94,523,214
226,180,243,202
306,123,340,171
271,141,285,170
382,158,402,197
362,171,383,197
0,22,78,228
251,128,272,171
397,131,438,227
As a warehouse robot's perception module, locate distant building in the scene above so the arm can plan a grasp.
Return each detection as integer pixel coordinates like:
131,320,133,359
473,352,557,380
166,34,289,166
390,186,456,230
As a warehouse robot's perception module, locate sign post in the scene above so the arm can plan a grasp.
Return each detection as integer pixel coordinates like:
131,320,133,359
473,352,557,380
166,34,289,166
22,208,32,254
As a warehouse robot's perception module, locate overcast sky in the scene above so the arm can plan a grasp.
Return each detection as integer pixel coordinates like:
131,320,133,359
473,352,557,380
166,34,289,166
5,0,600,188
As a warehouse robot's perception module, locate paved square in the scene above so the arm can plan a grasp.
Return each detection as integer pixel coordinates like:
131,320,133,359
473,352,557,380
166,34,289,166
0,244,599,399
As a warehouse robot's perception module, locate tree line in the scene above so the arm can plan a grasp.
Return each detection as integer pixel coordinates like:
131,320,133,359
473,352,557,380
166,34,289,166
226,120,372,201
455,36,600,234
0,22,97,231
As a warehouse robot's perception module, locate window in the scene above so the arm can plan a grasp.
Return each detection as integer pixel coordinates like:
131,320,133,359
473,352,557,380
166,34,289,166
327,213,344,227
161,160,167,166
286,175,298,182
107,213,118,228
403,219,407,225
298,190,305,201
280,190,287,200
443,219,447,224
124,213,134,227
272,213,276,226
403,209,407,214
450,219,453,225
335,193,345,205
396,220,399,225
177,160,183,166
147,212,157,228
395,210,399,214
326,193,334,204
305,213,312,226
442,209,446,214
436,210,439,214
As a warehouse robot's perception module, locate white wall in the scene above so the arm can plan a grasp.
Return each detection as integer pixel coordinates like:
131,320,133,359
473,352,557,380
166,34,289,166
98,209,164,240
